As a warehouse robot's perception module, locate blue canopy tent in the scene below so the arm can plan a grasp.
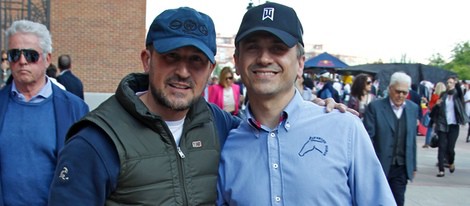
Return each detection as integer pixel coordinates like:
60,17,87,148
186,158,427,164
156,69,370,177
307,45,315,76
304,52,349,73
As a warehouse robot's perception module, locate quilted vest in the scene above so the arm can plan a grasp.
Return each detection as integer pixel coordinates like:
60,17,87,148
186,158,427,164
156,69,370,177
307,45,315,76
70,95,220,205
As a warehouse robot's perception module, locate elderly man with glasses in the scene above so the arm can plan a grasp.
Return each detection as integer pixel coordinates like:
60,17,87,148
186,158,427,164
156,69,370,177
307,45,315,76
0,20,89,205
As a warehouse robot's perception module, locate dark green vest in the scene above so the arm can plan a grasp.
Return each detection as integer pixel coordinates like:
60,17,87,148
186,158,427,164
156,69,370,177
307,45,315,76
69,96,220,205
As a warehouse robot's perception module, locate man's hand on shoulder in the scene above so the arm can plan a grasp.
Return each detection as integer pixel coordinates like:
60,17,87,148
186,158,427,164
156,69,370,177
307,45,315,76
315,97,360,116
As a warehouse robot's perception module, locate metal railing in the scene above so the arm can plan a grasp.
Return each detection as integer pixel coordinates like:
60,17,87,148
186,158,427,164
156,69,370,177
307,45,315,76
0,0,50,50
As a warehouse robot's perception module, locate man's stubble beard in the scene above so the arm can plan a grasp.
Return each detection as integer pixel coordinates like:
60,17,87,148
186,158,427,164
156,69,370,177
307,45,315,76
150,84,198,111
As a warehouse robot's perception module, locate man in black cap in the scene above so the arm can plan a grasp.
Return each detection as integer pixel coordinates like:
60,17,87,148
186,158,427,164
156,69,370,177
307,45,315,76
217,2,395,205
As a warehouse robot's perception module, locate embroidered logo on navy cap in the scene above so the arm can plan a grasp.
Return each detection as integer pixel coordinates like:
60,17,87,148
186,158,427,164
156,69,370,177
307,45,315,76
262,7,275,21
299,136,328,156
169,19,209,37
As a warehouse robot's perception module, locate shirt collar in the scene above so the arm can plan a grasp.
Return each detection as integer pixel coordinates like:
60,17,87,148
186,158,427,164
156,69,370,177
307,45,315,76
11,76,53,102
246,89,303,131
389,98,406,110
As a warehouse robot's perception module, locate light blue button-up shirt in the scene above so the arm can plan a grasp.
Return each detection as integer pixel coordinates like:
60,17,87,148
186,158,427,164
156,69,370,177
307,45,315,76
218,91,395,206
11,76,52,103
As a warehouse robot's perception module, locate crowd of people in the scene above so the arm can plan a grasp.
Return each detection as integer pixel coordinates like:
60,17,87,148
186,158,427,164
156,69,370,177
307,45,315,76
0,2,469,206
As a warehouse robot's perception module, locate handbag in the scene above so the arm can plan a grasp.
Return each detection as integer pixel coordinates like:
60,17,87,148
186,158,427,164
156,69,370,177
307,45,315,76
430,133,439,148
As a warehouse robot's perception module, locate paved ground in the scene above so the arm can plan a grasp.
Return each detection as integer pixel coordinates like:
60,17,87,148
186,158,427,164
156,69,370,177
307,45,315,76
405,124,470,206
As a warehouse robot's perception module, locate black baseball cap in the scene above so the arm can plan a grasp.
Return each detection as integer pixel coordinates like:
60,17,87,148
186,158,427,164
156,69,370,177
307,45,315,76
235,2,304,48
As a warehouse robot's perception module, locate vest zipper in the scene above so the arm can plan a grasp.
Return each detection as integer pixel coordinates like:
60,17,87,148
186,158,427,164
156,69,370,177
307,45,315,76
176,145,188,205
177,146,186,158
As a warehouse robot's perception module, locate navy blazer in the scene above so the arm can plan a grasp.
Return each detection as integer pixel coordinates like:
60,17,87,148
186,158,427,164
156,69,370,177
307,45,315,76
0,82,89,205
363,97,418,180
57,70,84,99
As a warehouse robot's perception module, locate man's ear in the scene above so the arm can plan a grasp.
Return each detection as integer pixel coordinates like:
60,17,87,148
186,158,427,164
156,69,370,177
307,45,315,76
141,49,151,73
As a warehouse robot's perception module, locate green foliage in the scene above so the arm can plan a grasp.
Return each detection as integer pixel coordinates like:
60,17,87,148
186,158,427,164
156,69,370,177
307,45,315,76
428,53,446,68
428,41,470,80
445,41,470,80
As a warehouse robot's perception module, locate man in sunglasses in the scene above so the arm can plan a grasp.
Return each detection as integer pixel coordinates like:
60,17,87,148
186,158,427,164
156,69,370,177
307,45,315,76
363,72,419,206
0,20,89,205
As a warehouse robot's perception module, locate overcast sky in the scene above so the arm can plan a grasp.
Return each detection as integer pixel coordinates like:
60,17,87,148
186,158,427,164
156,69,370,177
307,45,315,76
146,0,470,64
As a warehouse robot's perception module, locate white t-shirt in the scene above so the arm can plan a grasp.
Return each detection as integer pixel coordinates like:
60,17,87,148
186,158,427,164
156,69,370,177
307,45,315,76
464,90,470,117
166,119,185,146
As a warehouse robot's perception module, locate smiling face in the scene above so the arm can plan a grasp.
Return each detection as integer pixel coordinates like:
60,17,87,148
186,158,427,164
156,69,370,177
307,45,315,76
143,46,215,112
234,31,304,99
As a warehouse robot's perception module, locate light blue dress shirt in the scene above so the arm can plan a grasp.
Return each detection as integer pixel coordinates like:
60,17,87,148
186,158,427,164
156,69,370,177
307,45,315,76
11,76,52,103
218,91,395,206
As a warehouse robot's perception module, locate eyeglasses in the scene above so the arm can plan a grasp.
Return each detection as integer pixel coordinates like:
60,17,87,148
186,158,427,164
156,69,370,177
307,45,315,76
366,81,372,85
1,58,7,62
394,89,409,95
7,49,40,63
226,76,234,80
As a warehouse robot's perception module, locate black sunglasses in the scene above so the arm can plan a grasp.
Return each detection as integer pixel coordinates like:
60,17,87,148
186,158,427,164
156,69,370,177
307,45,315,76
7,49,40,63
226,76,234,80
1,58,7,62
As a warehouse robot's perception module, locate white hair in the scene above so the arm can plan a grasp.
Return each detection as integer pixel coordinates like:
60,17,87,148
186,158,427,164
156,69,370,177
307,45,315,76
5,20,53,59
389,72,411,87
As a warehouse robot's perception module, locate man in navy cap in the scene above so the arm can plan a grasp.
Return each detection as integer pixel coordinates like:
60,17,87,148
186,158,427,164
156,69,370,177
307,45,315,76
217,2,395,205
48,7,240,205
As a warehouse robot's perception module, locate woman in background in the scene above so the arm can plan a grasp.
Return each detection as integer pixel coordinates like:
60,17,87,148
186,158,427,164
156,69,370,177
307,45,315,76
423,82,446,148
347,73,375,119
431,76,469,177
208,67,242,116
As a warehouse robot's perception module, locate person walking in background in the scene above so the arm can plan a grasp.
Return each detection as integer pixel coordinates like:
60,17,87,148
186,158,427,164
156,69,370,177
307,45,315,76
0,20,89,205
295,74,316,101
431,76,469,177
316,70,341,103
208,66,242,116
347,73,376,119
217,2,394,205
423,82,446,148
1,50,12,88
409,83,424,124
363,72,419,206
465,82,470,142
57,54,84,99
46,63,66,90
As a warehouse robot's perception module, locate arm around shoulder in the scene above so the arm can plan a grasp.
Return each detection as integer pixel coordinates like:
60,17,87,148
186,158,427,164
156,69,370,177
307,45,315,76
48,126,119,205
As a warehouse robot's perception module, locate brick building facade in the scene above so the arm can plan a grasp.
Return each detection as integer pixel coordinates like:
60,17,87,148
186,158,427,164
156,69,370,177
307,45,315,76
50,0,146,93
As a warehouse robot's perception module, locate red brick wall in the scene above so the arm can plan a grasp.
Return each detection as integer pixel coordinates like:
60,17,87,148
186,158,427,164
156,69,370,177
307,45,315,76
50,0,146,92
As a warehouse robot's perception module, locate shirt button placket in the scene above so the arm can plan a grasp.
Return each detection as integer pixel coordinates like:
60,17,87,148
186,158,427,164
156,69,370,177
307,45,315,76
269,131,282,205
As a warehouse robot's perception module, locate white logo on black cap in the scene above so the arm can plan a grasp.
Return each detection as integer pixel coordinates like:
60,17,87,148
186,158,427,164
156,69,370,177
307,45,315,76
262,7,274,21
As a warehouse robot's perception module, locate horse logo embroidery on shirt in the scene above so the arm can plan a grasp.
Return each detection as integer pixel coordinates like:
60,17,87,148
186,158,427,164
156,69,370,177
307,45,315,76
298,136,328,156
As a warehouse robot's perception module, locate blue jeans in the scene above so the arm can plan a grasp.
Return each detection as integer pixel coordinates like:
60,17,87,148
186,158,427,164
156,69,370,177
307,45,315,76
424,125,433,145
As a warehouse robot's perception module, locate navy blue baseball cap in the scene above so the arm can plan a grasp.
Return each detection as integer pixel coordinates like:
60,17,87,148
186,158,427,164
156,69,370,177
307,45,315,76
235,2,304,48
146,7,217,63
